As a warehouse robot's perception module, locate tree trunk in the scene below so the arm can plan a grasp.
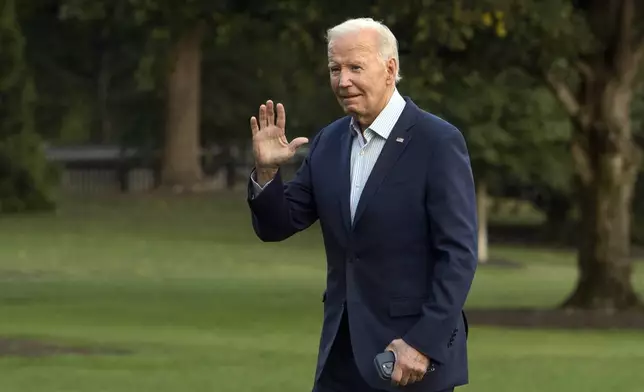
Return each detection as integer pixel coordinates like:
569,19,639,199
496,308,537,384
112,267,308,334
562,79,643,311
542,192,574,244
543,0,644,311
161,23,205,189
476,179,489,263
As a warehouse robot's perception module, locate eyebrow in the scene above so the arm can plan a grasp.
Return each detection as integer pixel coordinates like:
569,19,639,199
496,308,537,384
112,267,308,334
327,60,366,67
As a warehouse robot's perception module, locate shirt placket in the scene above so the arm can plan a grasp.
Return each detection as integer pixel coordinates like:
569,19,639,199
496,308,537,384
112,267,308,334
350,130,372,222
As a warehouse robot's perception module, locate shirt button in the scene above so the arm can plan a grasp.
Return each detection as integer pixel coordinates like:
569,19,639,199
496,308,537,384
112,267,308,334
360,150,364,156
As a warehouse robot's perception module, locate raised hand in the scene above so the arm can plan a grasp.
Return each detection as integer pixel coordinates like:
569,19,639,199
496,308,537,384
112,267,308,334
250,100,308,170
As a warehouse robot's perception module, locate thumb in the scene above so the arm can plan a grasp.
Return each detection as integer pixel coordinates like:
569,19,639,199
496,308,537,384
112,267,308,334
289,137,309,151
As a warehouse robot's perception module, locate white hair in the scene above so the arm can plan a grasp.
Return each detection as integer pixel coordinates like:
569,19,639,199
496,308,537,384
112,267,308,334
326,17,402,83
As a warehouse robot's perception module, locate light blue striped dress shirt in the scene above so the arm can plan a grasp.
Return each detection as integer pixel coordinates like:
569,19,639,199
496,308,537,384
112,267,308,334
346,89,406,221
252,89,407,222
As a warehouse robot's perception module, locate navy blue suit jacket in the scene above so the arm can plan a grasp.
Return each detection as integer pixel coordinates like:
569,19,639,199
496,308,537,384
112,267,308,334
247,97,478,392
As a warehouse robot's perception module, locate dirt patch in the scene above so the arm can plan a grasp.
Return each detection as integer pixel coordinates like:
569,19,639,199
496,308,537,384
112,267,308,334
0,337,132,357
466,308,644,330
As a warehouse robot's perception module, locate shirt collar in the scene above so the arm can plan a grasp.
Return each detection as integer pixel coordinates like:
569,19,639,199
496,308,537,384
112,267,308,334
350,89,406,141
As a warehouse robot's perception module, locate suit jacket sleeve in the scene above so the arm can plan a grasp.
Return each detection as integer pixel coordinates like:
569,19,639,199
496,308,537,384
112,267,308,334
246,130,324,242
402,126,478,365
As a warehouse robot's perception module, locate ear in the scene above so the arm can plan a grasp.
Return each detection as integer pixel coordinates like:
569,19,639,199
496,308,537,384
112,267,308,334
386,58,397,85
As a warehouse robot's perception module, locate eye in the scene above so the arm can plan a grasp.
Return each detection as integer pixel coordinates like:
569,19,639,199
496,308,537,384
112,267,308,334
329,67,340,74
350,65,362,71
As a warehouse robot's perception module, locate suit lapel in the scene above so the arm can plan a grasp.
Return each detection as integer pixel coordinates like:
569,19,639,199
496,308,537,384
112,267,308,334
337,120,353,235
352,99,418,227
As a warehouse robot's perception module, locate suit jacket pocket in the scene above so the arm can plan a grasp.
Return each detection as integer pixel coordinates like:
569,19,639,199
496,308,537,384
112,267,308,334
389,297,424,317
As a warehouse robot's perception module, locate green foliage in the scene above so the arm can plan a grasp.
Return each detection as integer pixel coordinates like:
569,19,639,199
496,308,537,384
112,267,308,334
50,0,350,149
0,0,57,212
369,1,574,196
57,94,94,143
26,0,639,207
0,131,59,212
22,0,158,145
429,69,572,197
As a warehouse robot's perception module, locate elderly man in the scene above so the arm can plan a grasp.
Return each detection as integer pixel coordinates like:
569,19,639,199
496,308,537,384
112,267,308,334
247,17,477,392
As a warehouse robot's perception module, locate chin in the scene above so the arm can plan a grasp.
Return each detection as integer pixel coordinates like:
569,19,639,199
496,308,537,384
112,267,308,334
341,106,354,114
341,103,362,115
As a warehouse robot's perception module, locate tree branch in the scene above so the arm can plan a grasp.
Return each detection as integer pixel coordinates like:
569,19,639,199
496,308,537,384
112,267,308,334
614,0,644,84
633,37,644,68
617,36,644,85
616,0,634,65
545,69,580,118
571,137,594,185
575,60,594,82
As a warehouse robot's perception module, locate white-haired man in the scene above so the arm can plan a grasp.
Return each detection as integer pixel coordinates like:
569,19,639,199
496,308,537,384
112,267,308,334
247,17,477,392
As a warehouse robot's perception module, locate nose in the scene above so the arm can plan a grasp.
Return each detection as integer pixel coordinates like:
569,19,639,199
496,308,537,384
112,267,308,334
338,71,352,88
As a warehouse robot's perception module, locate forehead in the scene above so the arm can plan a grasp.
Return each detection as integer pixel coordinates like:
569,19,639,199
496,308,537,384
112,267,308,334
328,30,379,63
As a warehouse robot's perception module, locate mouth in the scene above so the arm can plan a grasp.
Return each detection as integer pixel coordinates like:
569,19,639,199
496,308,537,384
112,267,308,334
340,94,361,100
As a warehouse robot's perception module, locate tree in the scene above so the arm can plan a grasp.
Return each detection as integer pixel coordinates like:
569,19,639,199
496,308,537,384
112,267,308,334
0,0,57,212
23,0,158,147
56,0,347,190
496,0,644,310
57,0,211,188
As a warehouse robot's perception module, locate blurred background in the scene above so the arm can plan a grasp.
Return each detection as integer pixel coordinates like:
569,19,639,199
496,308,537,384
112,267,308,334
1,0,643,391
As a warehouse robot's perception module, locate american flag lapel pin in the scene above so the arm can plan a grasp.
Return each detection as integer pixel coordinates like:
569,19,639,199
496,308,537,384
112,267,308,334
396,137,404,143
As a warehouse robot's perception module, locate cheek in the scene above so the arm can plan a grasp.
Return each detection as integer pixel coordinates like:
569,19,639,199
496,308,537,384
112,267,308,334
353,79,367,94
329,76,338,89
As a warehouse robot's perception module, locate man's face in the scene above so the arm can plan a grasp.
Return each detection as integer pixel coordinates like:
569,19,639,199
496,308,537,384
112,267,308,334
327,30,396,126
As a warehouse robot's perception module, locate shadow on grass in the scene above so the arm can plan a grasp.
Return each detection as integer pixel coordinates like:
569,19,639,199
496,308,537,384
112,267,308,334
474,222,644,329
465,308,644,330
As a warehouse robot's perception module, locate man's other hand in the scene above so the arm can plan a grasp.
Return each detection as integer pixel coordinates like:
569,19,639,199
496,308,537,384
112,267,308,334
385,338,430,386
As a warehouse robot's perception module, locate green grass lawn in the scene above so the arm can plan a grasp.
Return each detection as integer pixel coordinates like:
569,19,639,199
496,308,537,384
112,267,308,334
0,192,642,392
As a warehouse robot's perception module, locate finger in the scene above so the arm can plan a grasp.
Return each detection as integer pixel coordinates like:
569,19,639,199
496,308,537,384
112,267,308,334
266,100,275,126
250,117,259,136
391,363,403,386
289,137,309,151
276,103,286,129
408,370,423,384
399,368,411,386
259,104,267,128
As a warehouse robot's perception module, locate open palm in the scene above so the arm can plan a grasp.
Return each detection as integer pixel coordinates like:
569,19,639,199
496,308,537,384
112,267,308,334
250,100,309,168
